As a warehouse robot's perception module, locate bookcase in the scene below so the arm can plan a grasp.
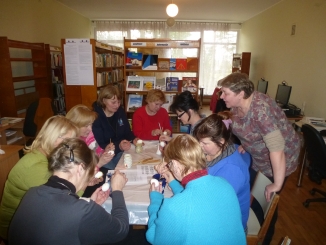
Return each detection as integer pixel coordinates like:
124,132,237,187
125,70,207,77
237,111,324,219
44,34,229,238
123,38,201,132
232,52,251,76
0,37,52,117
49,46,66,115
61,39,124,111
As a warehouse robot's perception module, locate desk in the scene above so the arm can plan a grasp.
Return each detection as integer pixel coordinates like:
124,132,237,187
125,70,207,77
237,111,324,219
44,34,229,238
0,119,25,145
102,141,172,225
0,145,23,201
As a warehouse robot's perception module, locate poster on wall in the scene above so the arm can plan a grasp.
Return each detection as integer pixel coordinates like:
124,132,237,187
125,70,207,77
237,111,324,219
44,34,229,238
64,39,93,85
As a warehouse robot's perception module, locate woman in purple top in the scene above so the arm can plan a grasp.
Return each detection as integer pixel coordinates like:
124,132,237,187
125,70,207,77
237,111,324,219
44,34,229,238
219,72,300,244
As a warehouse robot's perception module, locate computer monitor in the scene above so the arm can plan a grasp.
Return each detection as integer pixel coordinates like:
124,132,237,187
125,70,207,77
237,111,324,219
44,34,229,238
257,79,268,94
275,84,292,107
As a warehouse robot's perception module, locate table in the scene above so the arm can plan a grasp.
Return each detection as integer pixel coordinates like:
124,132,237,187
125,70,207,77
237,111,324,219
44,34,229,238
0,119,25,145
102,141,172,225
0,145,23,201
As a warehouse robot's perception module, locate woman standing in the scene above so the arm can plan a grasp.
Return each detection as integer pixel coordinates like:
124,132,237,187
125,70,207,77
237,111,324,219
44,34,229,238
8,138,129,245
193,112,250,230
220,72,300,244
132,89,172,140
146,135,246,245
0,116,78,242
92,85,139,170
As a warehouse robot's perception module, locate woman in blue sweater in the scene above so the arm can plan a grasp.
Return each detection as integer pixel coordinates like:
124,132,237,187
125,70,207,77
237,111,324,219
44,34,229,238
193,112,251,230
147,135,246,245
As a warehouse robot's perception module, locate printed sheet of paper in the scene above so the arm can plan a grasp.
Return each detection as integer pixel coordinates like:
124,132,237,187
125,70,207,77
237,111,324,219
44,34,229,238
107,165,156,185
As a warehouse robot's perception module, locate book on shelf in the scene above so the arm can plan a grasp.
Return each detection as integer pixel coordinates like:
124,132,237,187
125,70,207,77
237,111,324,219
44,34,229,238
169,58,176,70
162,94,174,112
155,78,166,91
126,76,143,91
187,57,198,70
158,58,170,70
176,59,187,70
142,55,158,70
127,94,143,111
166,77,179,91
143,76,156,91
182,77,198,92
126,52,142,68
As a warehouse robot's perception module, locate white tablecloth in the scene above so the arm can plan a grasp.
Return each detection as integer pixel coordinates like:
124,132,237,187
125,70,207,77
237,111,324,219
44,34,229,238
102,140,172,225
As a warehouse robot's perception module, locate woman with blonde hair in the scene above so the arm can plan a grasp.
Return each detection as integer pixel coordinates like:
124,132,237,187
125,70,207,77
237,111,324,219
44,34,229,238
0,115,78,243
146,135,245,245
9,138,129,244
133,89,172,140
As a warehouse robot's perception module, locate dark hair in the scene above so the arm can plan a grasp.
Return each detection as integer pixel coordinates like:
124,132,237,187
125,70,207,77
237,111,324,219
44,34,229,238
193,112,232,152
48,138,97,179
220,73,254,99
170,91,199,121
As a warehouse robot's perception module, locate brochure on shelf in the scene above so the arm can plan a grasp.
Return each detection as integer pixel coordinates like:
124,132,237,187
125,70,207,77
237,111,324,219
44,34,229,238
126,76,143,91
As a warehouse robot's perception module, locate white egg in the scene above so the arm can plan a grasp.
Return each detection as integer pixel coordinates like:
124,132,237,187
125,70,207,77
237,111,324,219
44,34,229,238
102,183,110,192
150,179,159,187
108,150,114,155
137,139,143,144
94,171,103,179
159,141,166,147
163,131,167,135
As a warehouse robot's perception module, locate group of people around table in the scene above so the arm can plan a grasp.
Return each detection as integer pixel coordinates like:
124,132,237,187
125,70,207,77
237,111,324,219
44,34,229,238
0,72,300,245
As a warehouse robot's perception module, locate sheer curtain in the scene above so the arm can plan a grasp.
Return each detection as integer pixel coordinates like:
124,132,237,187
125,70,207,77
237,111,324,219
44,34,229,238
95,21,237,95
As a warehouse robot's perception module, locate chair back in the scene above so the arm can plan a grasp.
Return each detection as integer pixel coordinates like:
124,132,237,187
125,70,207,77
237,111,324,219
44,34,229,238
247,172,280,245
301,124,326,177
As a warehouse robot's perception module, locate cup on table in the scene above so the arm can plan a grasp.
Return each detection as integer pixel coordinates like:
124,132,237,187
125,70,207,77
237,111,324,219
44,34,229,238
124,154,132,168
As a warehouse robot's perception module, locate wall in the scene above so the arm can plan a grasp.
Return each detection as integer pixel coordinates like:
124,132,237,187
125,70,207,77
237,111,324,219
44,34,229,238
0,0,91,47
239,0,326,118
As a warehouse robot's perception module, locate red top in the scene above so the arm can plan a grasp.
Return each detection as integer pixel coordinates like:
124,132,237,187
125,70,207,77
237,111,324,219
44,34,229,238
132,106,172,140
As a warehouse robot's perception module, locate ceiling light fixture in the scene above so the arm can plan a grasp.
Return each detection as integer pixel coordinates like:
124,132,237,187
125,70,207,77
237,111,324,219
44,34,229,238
166,2,179,17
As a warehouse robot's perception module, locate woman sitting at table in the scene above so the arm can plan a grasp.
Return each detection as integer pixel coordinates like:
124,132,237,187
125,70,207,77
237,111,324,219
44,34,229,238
193,112,251,230
92,85,139,170
146,134,246,245
8,138,129,245
0,115,78,243
132,89,172,140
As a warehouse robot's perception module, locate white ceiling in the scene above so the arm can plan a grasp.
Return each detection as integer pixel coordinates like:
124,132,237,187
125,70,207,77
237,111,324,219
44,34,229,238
56,0,283,23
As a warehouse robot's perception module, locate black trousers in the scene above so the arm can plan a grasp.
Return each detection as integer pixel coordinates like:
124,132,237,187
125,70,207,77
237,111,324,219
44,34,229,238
250,168,288,245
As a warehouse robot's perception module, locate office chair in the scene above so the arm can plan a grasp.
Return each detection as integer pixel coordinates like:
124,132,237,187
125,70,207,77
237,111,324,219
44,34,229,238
247,171,280,245
301,124,326,207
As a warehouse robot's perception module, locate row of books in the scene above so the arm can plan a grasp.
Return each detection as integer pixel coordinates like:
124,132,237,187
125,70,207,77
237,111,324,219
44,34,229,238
53,97,66,114
96,69,123,87
51,53,63,67
126,52,198,71
126,94,175,112
52,83,65,98
95,52,124,68
126,76,198,92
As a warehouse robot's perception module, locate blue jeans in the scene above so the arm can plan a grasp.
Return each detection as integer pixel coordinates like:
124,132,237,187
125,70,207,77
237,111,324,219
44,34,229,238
102,151,123,170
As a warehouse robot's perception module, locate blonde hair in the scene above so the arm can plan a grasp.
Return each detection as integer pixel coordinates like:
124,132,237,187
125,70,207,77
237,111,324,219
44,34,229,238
146,89,166,103
97,85,121,108
48,138,97,181
66,104,97,128
25,115,78,156
164,134,206,176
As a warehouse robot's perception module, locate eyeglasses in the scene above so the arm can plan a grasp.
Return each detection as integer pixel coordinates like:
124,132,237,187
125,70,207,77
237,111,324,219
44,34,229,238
64,144,74,162
177,111,186,118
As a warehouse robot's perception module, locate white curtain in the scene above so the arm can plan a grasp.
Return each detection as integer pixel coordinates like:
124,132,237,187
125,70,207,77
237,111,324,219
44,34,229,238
95,21,237,95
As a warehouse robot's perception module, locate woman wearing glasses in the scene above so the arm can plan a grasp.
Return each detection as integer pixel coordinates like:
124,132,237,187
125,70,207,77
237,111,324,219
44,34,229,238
132,89,172,140
0,116,78,243
8,138,129,245
146,135,246,245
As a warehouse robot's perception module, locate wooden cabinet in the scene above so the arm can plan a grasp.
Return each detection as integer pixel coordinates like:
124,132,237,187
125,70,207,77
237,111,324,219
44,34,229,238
0,119,25,145
49,46,66,115
0,37,52,117
232,52,251,76
123,38,201,132
61,39,124,111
